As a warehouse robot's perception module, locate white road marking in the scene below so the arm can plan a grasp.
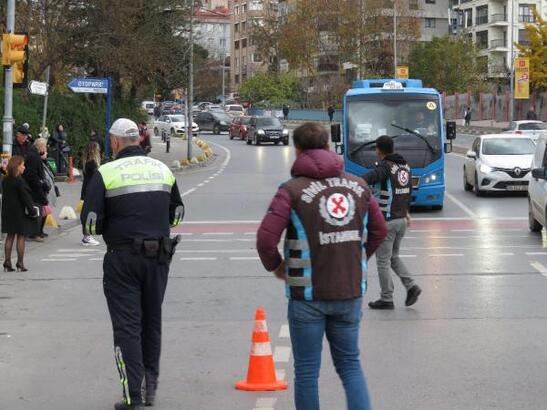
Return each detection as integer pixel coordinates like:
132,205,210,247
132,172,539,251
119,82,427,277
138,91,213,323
255,398,277,408
429,253,464,257
399,255,417,258
181,188,196,197
182,238,254,242
182,217,526,224
229,256,260,261
530,261,547,277
177,249,256,254
41,258,77,262
197,183,204,187
55,249,102,253
273,346,291,363
404,245,540,250
88,258,104,261
180,257,218,261
279,324,290,338
48,253,96,258
244,232,256,235
445,192,479,219
276,369,286,381
526,252,547,256
177,233,194,236
183,220,261,224
203,232,234,236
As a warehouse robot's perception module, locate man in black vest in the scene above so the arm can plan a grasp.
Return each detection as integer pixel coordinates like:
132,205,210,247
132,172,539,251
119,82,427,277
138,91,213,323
363,136,421,309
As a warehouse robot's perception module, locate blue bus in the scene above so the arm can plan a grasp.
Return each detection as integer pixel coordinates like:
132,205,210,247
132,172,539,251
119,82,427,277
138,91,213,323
335,79,456,210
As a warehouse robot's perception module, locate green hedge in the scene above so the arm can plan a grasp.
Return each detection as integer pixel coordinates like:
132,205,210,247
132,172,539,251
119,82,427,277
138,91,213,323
0,74,146,165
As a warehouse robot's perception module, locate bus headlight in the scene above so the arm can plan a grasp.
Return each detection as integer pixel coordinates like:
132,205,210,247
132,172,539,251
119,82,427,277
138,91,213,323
423,170,442,185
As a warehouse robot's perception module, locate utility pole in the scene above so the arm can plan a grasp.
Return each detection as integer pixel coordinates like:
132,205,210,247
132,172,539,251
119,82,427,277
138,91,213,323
2,0,16,157
187,0,195,161
221,52,226,104
393,2,397,78
508,0,515,121
41,66,50,132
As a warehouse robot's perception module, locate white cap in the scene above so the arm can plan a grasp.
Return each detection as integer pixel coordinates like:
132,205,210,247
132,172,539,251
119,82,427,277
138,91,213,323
109,118,139,138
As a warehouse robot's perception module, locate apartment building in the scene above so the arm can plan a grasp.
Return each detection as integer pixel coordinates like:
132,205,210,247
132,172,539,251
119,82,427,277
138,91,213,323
451,0,546,76
420,0,450,41
195,6,231,60
229,0,279,91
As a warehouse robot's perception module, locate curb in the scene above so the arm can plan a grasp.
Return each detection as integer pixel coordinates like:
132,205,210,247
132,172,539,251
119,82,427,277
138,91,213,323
170,138,216,173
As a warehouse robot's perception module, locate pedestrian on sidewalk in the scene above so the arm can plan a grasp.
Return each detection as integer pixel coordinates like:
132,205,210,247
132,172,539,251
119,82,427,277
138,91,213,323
327,105,335,123
80,142,101,246
464,106,472,127
23,138,50,242
257,122,388,410
81,118,184,410
138,122,152,154
363,136,421,310
89,129,105,157
283,104,290,121
12,127,31,158
526,105,538,120
2,156,39,272
41,149,58,238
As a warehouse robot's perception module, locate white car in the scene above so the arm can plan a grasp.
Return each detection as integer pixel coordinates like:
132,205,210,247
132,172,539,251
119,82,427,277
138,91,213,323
503,120,546,140
528,134,547,231
225,104,246,117
153,115,199,138
141,100,156,115
463,134,535,196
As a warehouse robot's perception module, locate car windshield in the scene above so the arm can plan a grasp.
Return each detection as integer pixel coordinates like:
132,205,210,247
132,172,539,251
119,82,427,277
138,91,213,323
482,138,535,155
241,117,251,125
213,113,232,122
347,94,442,168
169,116,185,123
257,118,282,128
228,106,243,111
145,103,154,109
520,122,546,131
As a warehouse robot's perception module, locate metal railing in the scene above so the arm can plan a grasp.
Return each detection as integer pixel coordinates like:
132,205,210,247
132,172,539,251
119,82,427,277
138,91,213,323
476,15,489,25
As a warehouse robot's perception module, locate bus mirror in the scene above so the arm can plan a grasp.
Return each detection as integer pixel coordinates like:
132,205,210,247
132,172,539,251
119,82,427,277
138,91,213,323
331,123,341,143
446,121,456,140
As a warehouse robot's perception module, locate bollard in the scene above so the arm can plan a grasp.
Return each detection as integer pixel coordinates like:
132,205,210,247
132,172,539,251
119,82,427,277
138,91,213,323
68,156,75,183
166,135,170,153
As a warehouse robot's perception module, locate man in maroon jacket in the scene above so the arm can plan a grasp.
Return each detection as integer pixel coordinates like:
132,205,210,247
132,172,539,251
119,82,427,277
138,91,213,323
257,122,387,410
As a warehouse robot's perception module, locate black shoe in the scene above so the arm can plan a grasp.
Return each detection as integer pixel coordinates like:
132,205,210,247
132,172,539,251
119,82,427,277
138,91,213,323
40,232,48,238
368,299,394,310
144,373,158,407
405,285,422,307
114,402,144,410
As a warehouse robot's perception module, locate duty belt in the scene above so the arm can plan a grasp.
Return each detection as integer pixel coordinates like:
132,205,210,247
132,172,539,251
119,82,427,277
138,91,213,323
107,236,181,265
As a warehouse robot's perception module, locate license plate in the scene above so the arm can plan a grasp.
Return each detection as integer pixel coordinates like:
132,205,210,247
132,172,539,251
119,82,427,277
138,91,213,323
270,135,279,139
507,185,527,191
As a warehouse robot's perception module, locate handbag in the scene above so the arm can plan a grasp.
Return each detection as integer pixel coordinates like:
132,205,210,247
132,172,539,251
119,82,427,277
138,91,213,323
54,185,61,197
42,205,53,216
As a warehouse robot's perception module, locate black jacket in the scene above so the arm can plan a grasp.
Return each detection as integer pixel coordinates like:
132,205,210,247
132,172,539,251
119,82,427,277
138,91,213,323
80,159,98,200
23,147,48,205
526,111,538,120
1,176,38,235
363,153,412,220
80,146,184,245
12,141,30,158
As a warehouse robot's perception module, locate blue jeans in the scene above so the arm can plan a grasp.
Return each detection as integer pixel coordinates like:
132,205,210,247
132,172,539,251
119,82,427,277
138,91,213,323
288,298,371,410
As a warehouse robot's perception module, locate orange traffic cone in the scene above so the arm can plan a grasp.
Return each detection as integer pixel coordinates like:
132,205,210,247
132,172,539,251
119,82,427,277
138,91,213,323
235,307,288,392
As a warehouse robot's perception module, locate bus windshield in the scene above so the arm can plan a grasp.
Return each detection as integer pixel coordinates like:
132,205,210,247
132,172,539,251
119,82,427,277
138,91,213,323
347,94,442,169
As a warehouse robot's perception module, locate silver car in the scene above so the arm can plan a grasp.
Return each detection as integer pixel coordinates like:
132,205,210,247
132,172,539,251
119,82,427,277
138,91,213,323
504,121,546,141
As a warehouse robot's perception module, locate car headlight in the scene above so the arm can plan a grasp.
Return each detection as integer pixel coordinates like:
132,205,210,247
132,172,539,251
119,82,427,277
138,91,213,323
282,129,289,136
479,164,494,173
422,170,443,185
257,129,265,135
220,121,227,126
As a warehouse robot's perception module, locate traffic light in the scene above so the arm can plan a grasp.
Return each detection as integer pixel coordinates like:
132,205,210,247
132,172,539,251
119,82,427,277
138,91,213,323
1,33,29,87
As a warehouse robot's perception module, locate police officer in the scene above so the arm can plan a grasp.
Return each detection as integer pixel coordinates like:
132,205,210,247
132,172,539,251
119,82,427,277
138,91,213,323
257,123,388,410
81,118,184,409
363,135,422,309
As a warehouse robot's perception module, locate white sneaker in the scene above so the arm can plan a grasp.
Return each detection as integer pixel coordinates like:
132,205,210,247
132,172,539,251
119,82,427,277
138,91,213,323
81,236,100,246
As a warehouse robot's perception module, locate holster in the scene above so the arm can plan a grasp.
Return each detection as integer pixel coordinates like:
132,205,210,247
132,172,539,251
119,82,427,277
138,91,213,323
158,235,181,265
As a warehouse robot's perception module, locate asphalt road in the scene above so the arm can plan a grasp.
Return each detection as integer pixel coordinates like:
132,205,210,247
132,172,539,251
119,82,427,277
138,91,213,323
1,132,547,410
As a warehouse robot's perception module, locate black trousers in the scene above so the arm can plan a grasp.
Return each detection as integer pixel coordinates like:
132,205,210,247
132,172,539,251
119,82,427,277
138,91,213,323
103,250,169,405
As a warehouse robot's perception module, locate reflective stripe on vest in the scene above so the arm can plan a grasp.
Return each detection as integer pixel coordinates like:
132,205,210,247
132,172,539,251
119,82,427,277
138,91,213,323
284,209,313,301
98,155,176,196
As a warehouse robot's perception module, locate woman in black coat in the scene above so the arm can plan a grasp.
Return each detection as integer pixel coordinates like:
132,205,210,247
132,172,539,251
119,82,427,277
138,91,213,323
2,156,38,272
23,138,49,241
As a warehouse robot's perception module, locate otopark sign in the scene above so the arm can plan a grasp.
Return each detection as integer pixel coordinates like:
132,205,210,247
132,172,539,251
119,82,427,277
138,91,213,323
68,77,113,156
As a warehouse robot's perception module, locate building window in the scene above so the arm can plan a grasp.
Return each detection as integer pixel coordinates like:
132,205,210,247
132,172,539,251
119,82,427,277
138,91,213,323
249,0,263,11
242,3,247,13
242,38,247,48
519,4,535,23
242,56,246,66
476,6,488,25
235,23,239,33
518,29,530,45
235,57,239,68
235,6,239,15
425,0,435,3
242,21,247,31
234,40,240,50
425,18,436,28
476,30,488,49
409,0,419,10
252,53,261,63
465,9,472,27
235,74,240,84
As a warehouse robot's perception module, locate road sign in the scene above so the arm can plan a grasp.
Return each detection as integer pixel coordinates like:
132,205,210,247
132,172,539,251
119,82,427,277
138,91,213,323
28,80,48,96
68,77,108,94
396,66,409,80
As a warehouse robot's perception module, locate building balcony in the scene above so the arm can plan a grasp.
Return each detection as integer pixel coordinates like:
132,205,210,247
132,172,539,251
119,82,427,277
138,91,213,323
490,39,508,51
490,14,508,26
488,65,509,77
475,16,488,25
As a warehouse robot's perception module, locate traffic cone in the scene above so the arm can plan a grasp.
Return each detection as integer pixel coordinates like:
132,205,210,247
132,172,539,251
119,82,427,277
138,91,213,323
235,307,288,392
45,214,58,228
75,200,84,214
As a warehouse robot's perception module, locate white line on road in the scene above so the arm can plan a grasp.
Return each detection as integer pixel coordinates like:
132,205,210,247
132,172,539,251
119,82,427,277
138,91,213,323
183,220,261,224
254,397,277,410
180,257,218,261
55,249,102,253
181,188,196,197
182,217,526,224
48,254,95,258
276,369,286,381
41,258,77,262
182,238,254,242
428,253,464,257
203,232,234,236
197,183,204,187
88,258,104,261
229,256,260,261
399,255,417,258
530,261,547,277
177,249,256,254
526,252,547,256
445,192,479,219
279,324,290,338
273,346,291,363
244,232,256,235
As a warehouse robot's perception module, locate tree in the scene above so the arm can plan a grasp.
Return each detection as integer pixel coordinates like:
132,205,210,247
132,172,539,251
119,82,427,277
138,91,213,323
515,9,547,91
408,35,488,94
239,72,302,106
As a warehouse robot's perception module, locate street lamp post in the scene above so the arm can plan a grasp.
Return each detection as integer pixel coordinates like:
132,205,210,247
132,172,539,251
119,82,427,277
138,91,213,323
508,0,515,122
2,0,16,157
187,0,195,161
393,2,397,78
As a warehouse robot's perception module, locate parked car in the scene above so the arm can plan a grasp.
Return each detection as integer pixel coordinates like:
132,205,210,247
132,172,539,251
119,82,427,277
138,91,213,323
229,116,251,140
194,102,214,111
225,104,246,117
153,115,199,138
141,100,156,115
503,121,546,140
246,116,289,146
194,111,232,134
206,105,223,112
528,134,547,231
463,134,535,196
